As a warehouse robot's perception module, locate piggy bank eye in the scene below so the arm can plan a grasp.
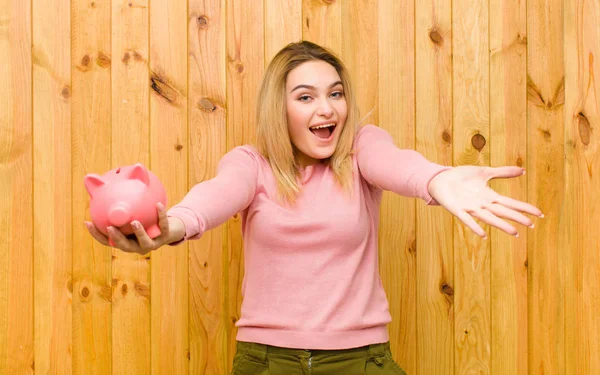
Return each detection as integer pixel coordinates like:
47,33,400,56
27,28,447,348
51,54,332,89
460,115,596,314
116,168,121,174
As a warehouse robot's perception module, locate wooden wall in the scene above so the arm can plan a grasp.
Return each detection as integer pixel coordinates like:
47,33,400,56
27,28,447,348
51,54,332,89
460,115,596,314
0,0,598,374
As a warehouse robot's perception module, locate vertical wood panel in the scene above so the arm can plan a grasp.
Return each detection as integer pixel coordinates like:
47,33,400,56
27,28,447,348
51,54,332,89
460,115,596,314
149,0,189,373
0,0,33,373
378,0,416,372
33,0,72,372
342,0,378,125
564,0,599,373
302,0,342,56
188,0,227,373
527,0,565,374
226,0,264,369
71,0,112,372
452,0,491,373
111,0,151,373
415,0,455,372
489,0,528,373
265,0,301,65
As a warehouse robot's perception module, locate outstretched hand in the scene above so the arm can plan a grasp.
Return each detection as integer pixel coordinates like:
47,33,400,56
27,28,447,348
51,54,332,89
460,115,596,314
84,202,185,255
427,166,544,238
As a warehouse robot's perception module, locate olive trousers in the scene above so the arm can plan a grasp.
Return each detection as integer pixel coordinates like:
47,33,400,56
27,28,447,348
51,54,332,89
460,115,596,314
230,340,407,375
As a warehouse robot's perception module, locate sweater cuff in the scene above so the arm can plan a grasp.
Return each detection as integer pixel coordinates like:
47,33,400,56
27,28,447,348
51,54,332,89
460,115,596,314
423,166,453,205
166,206,205,246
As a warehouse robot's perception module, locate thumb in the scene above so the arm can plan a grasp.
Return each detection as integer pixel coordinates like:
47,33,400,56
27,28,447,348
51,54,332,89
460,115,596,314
487,166,525,180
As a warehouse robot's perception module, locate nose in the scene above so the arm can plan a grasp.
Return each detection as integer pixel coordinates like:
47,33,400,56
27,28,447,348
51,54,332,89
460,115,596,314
316,98,333,118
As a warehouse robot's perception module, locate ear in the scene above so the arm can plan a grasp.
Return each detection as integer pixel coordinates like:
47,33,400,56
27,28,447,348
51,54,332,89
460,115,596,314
128,163,150,186
84,174,105,197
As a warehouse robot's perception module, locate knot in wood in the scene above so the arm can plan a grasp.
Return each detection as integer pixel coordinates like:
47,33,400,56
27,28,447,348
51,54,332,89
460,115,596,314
198,98,217,112
442,130,452,144
429,30,443,45
471,134,486,151
61,86,71,99
197,15,209,29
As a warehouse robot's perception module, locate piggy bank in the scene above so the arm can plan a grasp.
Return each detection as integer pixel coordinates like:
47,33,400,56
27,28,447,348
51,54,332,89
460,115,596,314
84,163,167,240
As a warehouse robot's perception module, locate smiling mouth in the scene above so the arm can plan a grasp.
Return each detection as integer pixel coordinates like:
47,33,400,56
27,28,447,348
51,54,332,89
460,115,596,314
309,123,336,139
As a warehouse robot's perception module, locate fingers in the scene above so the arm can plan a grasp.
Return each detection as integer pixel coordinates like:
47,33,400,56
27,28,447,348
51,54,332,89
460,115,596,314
85,221,110,246
130,221,156,250
107,226,149,255
494,195,544,217
483,203,534,228
454,210,487,238
156,202,169,236
469,208,518,236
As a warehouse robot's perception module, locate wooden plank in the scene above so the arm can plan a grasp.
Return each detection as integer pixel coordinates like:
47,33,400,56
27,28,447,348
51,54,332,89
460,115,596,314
188,0,228,373
0,0,33,373
71,0,112,372
564,0,599,373
415,0,454,372
32,0,72,372
226,0,263,369
488,0,528,373
149,0,190,373
378,0,416,372
341,0,378,126
452,0,491,372
527,0,565,374
302,0,342,56
265,0,301,65
111,0,150,373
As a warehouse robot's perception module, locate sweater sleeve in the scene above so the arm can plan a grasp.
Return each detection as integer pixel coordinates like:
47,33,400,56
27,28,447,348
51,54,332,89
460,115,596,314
165,146,258,246
355,124,451,205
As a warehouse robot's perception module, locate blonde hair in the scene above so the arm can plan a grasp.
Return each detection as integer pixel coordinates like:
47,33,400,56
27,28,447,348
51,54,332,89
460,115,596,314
255,41,360,205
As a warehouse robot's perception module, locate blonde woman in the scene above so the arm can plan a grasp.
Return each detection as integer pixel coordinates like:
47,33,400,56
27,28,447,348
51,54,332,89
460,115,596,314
85,41,543,374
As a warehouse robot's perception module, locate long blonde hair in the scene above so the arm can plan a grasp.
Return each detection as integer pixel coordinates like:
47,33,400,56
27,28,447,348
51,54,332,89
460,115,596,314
255,41,360,205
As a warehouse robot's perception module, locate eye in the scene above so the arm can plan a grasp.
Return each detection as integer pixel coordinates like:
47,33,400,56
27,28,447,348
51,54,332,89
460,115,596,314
298,95,312,102
331,91,344,98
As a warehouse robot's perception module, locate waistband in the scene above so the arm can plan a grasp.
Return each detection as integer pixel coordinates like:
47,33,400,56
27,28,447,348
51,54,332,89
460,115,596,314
235,340,390,362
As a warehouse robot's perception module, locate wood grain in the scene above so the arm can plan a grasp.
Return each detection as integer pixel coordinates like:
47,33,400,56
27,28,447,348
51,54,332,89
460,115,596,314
489,0,528,373
378,0,416,372
302,0,342,56
33,0,72,372
0,0,33,373
265,0,301,65
342,0,378,126
527,0,566,374
415,0,455,372
150,0,189,373
188,0,228,373
0,1,598,372
452,0,491,373
71,0,112,372
226,0,263,370
564,0,600,373
111,0,151,373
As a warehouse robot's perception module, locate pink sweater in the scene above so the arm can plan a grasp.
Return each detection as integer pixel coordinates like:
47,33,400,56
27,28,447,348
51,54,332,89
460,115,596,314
166,124,449,350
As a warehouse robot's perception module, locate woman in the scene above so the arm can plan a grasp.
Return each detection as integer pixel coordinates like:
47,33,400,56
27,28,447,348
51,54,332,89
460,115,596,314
85,41,542,374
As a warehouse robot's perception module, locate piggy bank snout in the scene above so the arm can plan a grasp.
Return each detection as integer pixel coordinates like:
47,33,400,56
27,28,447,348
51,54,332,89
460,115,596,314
108,205,132,227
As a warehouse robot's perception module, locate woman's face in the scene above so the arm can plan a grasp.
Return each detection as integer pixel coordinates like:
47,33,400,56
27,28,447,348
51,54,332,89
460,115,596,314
285,60,348,167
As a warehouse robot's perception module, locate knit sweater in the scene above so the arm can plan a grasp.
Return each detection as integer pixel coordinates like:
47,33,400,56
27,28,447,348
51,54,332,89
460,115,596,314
166,124,450,349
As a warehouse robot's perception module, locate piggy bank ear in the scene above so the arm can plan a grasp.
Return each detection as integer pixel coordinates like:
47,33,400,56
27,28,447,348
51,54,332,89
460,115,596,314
84,174,105,197
128,163,150,186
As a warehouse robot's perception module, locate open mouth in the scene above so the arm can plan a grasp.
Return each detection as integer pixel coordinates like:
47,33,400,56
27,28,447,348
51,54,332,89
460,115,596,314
309,123,336,139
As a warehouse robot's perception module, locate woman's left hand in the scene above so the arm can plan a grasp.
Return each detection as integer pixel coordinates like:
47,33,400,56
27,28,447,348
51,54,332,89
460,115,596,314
427,166,544,238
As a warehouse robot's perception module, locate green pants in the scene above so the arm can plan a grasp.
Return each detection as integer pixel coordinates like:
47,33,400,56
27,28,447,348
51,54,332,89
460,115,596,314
230,341,407,375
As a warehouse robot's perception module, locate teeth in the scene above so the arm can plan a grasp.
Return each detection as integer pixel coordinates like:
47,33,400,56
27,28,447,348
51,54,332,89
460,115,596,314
310,123,336,130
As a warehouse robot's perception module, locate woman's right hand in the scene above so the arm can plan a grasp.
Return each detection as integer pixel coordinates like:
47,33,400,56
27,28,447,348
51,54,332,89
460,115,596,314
84,202,186,255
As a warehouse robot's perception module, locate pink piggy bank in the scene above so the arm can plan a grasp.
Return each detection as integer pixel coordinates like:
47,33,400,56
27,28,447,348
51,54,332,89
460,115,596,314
84,163,167,240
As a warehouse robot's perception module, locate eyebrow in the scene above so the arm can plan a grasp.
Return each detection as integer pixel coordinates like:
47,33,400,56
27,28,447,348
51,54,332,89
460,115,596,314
290,80,343,93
